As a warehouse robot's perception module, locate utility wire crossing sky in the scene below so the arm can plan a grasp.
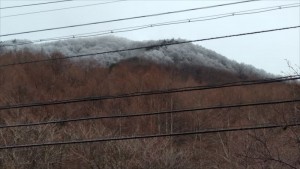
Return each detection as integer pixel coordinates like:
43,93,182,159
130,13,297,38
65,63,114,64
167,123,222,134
0,0,299,75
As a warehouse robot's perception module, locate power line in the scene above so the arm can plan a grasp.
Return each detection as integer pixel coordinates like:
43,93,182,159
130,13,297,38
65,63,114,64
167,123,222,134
0,75,299,111
0,122,299,150
38,4,300,40
0,0,74,10
1,97,300,129
0,26,299,68
0,0,126,18
0,0,259,37
2,3,298,47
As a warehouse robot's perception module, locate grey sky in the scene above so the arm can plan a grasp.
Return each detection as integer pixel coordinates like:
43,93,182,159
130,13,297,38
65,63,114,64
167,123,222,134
0,0,299,75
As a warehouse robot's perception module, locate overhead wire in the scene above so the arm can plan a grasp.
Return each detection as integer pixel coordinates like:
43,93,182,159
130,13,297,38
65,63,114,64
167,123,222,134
0,75,299,111
0,0,260,37
0,0,74,10
0,121,299,150
0,0,298,152
0,0,127,18
1,98,300,129
2,3,298,47
0,26,299,68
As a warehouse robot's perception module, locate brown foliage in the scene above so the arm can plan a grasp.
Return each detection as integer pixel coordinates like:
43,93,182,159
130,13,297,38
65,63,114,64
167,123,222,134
0,50,299,169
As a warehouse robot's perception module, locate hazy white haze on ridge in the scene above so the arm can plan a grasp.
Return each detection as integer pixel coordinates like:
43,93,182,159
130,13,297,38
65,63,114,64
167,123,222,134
1,36,270,77
1,1,299,75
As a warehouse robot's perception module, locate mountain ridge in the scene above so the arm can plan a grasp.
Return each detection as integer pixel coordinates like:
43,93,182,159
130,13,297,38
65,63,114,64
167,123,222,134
1,36,271,77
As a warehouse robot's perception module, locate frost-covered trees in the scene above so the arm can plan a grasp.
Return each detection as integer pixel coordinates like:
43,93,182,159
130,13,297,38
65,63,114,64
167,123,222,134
1,36,269,77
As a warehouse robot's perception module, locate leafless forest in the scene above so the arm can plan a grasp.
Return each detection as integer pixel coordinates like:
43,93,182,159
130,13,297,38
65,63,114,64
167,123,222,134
0,50,299,169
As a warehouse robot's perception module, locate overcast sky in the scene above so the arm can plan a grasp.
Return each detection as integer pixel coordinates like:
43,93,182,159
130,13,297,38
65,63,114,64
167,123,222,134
0,0,299,75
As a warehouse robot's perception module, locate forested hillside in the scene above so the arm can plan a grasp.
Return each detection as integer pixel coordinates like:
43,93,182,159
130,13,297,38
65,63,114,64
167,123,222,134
0,41,299,169
1,36,270,77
